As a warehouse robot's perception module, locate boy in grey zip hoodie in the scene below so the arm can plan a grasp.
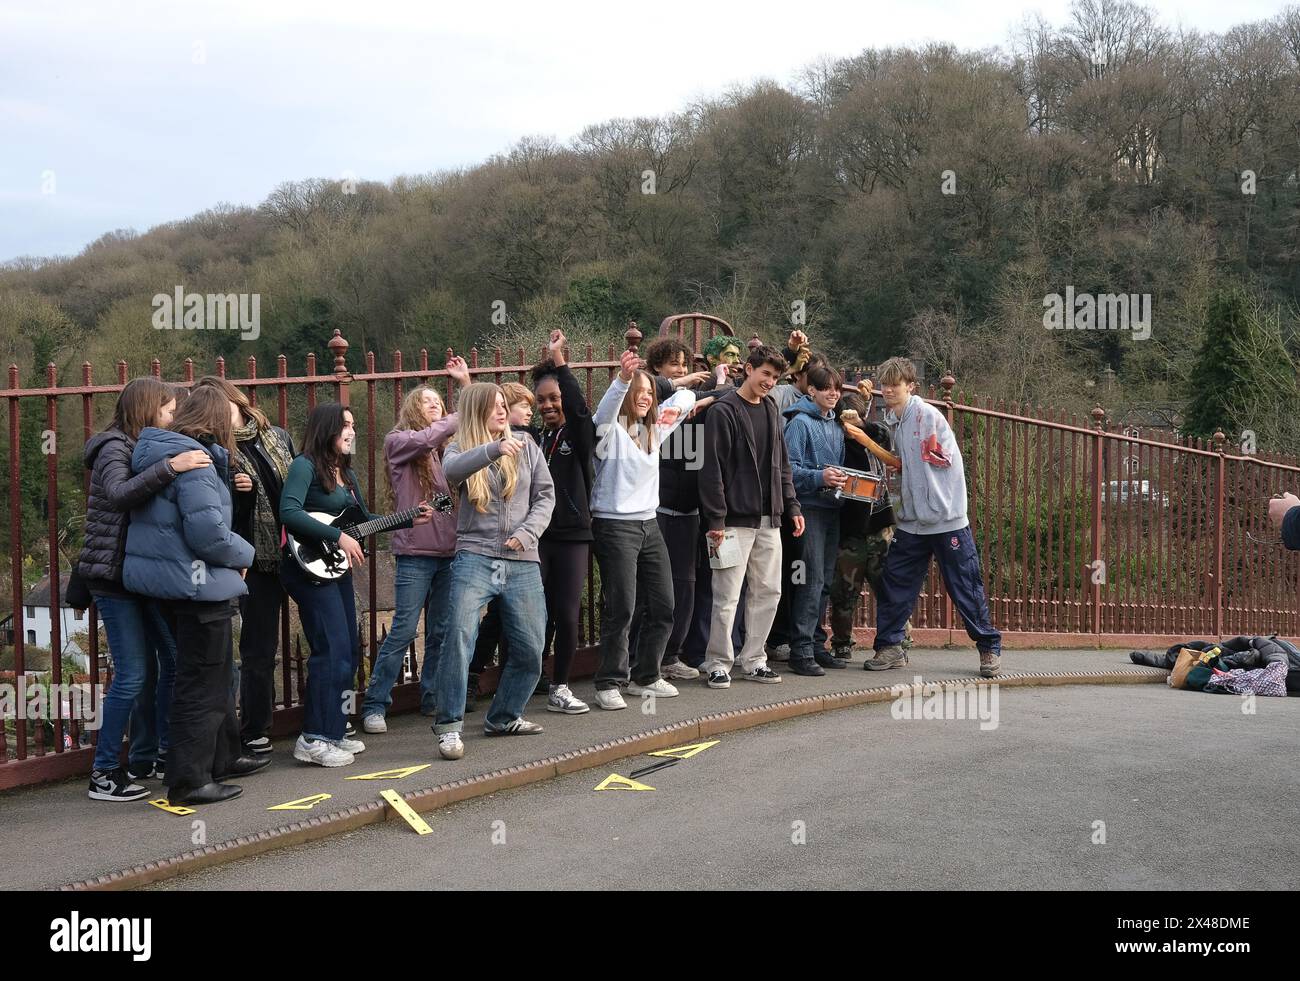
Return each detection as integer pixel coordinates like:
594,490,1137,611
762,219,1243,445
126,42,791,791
865,357,1002,677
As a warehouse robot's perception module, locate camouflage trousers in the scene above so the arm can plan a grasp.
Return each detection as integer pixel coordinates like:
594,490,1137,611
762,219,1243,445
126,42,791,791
828,526,913,651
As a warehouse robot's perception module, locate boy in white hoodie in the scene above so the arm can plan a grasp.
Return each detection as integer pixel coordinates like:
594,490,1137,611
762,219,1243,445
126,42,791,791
864,357,1002,677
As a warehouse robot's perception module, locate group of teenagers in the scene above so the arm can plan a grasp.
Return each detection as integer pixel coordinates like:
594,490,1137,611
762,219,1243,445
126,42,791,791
75,328,1002,806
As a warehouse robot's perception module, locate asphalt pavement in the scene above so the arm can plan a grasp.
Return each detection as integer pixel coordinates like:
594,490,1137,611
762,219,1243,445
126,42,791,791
147,682,1300,891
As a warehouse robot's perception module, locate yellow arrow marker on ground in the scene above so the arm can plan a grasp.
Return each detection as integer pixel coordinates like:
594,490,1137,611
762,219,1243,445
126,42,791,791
268,793,333,811
646,740,719,760
381,789,433,835
593,773,655,792
148,798,196,816
346,764,432,781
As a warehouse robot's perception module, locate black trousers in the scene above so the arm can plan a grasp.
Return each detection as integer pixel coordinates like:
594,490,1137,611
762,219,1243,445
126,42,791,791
630,512,697,669
469,598,507,675
238,568,285,742
166,599,242,795
540,538,589,685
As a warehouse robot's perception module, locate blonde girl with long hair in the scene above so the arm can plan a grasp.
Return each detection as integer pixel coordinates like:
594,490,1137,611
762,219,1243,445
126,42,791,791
432,382,555,760
359,357,470,731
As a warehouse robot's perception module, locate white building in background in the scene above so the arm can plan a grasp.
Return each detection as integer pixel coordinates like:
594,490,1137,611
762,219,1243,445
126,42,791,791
10,574,88,668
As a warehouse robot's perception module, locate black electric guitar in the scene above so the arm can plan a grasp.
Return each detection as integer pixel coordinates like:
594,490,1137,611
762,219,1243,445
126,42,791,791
286,495,454,581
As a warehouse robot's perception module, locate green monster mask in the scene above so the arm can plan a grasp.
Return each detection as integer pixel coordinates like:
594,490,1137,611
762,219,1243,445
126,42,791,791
703,336,742,369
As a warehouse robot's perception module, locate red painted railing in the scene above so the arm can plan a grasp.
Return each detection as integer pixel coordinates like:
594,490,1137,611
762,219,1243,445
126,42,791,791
3,324,1299,789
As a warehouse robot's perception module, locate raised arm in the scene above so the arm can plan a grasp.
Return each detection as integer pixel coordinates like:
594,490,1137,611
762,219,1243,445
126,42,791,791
443,439,506,485
385,415,460,465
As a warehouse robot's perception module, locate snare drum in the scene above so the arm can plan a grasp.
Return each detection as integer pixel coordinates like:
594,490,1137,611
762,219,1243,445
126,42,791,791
835,467,883,504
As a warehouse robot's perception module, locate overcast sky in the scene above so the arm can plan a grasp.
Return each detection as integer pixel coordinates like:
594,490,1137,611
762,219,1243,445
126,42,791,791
0,0,1281,262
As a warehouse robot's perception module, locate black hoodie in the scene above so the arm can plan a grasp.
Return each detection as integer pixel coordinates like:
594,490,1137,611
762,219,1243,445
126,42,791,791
536,364,596,542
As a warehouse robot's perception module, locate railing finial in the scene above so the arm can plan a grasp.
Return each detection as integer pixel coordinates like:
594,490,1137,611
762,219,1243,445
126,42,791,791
329,329,349,375
625,320,643,353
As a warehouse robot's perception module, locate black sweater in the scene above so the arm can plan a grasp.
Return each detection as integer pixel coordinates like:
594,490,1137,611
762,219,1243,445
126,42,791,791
537,365,595,542
699,388,800,531
654,375,726,514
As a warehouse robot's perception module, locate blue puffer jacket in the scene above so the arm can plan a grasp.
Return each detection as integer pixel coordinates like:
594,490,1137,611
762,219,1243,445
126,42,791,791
783,395,845,509
123,427,255,602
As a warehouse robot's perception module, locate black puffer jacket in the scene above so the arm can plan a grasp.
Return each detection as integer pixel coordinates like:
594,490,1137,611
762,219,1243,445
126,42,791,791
77,428,178,588
1131,635,1300,694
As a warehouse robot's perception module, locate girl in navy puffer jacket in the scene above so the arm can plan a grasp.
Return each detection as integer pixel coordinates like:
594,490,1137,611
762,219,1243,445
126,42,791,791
124,387,256,806
80,377,208,803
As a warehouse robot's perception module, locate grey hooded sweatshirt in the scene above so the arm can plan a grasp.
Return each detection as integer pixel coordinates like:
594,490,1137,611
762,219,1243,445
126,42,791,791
883,394,969,536
442,436,555,562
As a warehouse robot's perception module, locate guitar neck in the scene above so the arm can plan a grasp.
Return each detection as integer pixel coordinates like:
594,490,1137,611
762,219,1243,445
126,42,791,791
346,506,424,540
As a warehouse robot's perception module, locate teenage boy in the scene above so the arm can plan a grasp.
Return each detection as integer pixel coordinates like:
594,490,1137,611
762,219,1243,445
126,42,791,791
766,348,832,662
698,345,804,687
865,357,1002,677
828,391,911,660
783,364,849,676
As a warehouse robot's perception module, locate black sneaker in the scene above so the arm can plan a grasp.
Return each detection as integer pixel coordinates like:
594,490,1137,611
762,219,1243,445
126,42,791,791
706,670,731,689
740,666,782,684
88,768,150,802
814,651,847,670
788,657,826,677
344,722,357,739
126,761,159,781
243,736,272,756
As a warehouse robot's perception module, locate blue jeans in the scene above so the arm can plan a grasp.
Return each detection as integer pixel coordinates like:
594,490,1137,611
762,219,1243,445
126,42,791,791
280,558,358,743
791,508,839,661
93,594,174,772
433,551,544,735
130,602,176,766
362,554,454,718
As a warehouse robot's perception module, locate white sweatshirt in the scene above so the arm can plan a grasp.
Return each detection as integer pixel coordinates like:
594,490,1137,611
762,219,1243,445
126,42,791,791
590,377,696,521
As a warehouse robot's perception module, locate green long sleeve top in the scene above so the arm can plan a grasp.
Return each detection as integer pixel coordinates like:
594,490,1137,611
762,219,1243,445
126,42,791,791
279,455,410,543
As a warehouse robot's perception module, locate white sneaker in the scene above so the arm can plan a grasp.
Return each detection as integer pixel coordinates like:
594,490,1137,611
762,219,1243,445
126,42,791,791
547,684,590,714
337,736,366,754
593,688,627,711
438,732,465,760
626,678,679,698
293,735,355,768
661,660,700,680
362,714,387,734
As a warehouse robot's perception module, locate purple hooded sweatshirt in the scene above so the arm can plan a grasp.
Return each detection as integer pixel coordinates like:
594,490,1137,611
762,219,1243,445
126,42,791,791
386,415,459,557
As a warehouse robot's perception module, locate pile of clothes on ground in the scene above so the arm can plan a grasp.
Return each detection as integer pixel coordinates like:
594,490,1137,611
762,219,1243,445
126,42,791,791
1130,635,1300,696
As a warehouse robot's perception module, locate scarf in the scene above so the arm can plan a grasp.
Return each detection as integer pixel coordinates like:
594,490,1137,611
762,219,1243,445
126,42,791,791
233,417,294,571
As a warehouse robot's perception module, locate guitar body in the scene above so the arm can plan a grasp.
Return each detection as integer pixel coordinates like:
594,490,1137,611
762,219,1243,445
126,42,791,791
286,495,453,583
286,508,367,582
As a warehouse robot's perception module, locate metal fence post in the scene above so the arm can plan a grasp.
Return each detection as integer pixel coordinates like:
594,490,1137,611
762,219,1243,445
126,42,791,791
1213,429,1225,638
1090,404,1105,641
